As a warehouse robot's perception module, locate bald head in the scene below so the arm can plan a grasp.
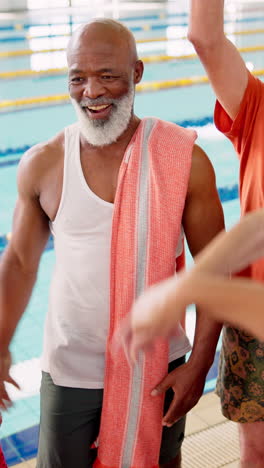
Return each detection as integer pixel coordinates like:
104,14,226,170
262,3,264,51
67,18,138,65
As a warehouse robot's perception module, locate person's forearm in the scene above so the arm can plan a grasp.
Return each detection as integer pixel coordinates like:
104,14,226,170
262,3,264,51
193,210,264,276
0,246,37,353
188,0,225,48
185,272,264,341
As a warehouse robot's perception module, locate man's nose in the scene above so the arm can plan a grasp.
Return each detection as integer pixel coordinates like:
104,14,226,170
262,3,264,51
83,78,105,99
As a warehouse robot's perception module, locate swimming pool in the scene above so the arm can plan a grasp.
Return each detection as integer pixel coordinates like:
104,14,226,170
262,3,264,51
0,1,263,465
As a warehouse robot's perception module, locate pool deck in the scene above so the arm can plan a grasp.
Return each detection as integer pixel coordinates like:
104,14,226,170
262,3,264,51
11,391,240,468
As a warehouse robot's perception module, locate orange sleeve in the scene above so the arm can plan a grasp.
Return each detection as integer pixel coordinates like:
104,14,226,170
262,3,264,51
214,72,264,159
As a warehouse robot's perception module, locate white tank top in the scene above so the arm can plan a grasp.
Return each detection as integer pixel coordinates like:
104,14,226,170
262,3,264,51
41,123,191,389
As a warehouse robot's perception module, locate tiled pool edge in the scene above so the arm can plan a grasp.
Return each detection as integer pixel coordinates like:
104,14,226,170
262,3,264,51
1,425,38,466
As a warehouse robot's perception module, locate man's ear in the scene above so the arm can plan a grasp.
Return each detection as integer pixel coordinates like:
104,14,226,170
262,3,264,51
134,60,144,84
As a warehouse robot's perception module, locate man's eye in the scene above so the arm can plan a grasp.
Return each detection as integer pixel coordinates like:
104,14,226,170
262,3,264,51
70,77,83,83
101,75,115,80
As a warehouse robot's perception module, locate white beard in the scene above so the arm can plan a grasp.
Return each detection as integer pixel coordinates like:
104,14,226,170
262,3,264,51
71,85,135,147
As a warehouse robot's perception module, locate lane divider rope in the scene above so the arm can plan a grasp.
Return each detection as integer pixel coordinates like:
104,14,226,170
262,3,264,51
1,28,263,59
1,15,264,43
0,69,263,111
0,116,215,159
0,46,264,79
0,12,189,32
1,7,264,32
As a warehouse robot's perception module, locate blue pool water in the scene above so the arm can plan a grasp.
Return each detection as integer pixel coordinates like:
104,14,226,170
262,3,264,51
0,2,263,465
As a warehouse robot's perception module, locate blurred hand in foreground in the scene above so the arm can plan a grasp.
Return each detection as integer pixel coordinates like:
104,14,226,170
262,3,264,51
115,274,188,364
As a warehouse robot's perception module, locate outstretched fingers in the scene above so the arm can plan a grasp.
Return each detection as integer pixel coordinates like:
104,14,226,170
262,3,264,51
0,373,20,410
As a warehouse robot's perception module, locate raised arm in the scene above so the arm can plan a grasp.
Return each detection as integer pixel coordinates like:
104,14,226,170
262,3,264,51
180,145,225,365
0,149,50,408
188,0,248,119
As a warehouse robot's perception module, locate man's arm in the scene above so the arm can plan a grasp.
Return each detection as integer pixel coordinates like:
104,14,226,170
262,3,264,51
188,0,248,120
151,144,225,426
181,144,225,372
0,149,50,408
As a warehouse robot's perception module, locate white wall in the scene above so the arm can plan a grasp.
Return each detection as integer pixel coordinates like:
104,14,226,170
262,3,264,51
0,0,27,11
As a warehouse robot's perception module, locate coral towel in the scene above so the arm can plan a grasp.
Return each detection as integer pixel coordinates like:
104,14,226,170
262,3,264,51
94,118,196,468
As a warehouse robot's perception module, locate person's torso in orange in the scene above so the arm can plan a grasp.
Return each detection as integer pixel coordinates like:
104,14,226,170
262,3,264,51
215,72,264,280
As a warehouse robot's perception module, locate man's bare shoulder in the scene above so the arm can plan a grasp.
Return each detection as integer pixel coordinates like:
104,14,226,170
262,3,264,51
20,131,64,168
18,131,65,196
187,144,216,194
191,144,215,173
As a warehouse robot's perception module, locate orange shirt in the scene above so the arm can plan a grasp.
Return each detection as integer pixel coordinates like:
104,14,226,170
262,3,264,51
214,72,264,281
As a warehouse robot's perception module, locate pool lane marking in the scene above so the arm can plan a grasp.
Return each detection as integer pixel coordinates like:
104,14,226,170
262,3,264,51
0,69,263,112
0,45,264,79
1,15,264,43
1,28,264,59
1,6,264,33
0,12,189,32
0,120,225,161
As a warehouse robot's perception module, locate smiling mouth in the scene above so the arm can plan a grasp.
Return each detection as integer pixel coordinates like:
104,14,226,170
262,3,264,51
83,104,112,114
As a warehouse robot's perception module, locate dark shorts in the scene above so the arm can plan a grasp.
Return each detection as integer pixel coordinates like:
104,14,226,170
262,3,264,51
216,326,264,422
37,356,186,468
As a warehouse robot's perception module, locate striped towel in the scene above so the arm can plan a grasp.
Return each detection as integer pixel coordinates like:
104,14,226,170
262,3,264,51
94,118,196,468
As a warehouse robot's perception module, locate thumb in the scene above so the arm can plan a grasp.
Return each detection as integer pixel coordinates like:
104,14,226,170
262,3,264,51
151,373,173,397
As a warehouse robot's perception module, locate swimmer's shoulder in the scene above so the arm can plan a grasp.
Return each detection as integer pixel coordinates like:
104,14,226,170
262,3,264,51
186,143,217,197
18,130,65,175
17,131,65,195
20,130,65,167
